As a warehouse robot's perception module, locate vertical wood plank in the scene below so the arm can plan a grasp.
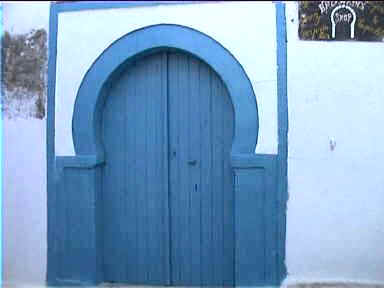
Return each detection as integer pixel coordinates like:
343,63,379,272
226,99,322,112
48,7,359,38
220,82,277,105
162,52,171,285
222,84,235,286
146,57,154,283
125,63,137,282
211,69,221,285
199,60,213,286
178,53,190,284
182,54,192,285
102,69,126,281
131,62,139,282
189,55,202,286
135,58,146,283
168,52,181,284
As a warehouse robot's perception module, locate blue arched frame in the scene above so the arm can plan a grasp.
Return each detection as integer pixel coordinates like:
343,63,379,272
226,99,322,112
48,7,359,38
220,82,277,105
47,2,287,287
72,24,258,157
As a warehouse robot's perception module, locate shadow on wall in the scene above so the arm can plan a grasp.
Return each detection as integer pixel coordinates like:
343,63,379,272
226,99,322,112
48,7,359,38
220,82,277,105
2,28,47,119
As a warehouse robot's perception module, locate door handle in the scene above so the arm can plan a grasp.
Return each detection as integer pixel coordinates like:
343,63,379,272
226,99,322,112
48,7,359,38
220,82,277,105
187,160,197,166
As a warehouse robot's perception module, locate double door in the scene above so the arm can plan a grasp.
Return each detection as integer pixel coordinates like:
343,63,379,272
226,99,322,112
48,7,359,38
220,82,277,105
102,51,234,286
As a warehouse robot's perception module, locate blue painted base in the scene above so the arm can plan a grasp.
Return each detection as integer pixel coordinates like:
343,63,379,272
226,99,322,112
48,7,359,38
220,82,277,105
47,279,101,287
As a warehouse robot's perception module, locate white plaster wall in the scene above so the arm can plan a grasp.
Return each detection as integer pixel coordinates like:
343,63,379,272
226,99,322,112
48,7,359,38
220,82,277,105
284,2,384,285
2,2,50,286
3,2,50,34
54,2,278,156
3,119,47,286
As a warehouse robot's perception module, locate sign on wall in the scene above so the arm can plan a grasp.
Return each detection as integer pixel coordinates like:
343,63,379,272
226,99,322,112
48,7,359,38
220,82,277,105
299,1,384,41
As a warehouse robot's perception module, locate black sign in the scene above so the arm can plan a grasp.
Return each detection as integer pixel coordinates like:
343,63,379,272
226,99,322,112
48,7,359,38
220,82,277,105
299,1,384,41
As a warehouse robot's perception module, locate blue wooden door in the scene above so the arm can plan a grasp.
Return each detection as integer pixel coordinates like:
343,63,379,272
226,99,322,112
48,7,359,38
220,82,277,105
102,52,170,285
102,51,234,286
168,52,235,286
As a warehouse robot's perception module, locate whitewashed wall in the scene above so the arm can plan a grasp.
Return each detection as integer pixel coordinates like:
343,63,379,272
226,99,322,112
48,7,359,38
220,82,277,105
284,2,384,286
55,2,278,156
3,119,47,286
2,2,50,286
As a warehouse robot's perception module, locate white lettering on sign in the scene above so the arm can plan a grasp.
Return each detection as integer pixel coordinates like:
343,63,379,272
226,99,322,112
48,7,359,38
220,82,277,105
330,4,357,38
334,12,353,24
318,1,366,15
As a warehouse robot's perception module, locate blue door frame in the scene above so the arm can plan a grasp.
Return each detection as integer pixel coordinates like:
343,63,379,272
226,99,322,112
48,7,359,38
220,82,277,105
47,2,287,286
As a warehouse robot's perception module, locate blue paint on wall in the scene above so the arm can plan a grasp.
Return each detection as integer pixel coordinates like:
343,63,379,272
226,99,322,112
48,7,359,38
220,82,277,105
232,154,279,285
276,2,288,281
55,1,207,13
0,4,3,285
47,3,58,284
47,1,288,286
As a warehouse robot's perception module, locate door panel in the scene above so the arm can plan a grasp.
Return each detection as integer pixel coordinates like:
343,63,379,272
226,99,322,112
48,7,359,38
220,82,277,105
168,52,235,286
102,52,169,285
102,51,234,286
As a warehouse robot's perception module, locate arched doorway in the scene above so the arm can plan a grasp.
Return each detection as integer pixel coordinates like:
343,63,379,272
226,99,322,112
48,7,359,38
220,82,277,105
70,24,259,286
102,51,234,286
49,24,285,288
